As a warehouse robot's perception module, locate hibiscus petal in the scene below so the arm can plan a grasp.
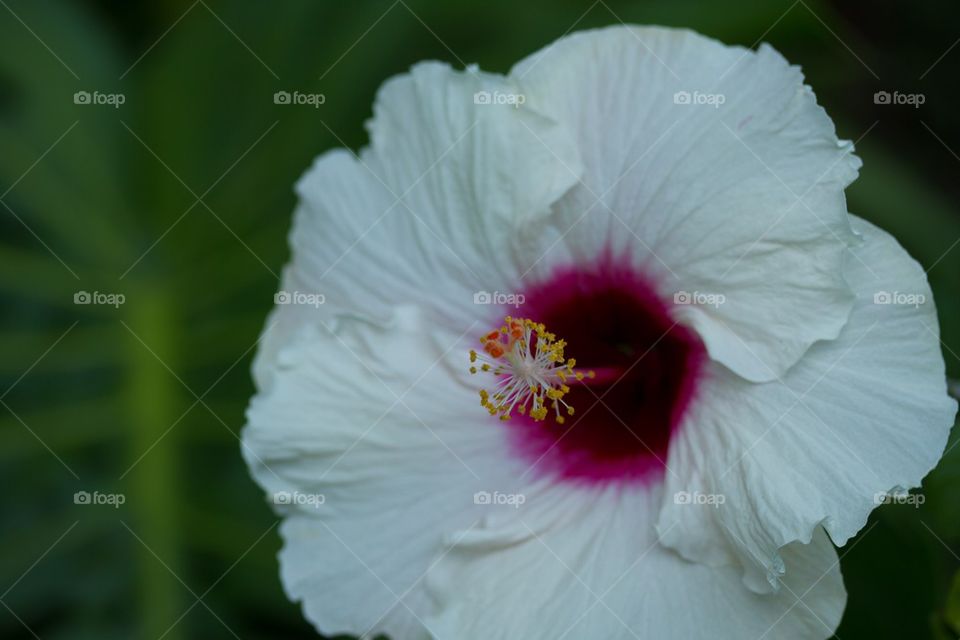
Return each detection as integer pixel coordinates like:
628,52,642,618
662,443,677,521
254,62,583,387
426,482,845,640
511,25,860,382
658,216,958,592
243,307,524,638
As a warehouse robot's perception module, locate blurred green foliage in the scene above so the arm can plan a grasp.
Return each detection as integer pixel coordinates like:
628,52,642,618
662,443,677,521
1,0,957,638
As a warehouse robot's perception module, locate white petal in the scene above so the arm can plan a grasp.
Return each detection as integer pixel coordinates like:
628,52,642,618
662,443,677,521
252,150,410,390
658,216,958,592
254,62,582,387
365,61,582,281
243,307,521,638
511,25,860,381
426,483,845,640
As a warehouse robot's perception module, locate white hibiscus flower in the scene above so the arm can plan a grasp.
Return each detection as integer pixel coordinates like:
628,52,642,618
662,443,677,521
243,25,957,639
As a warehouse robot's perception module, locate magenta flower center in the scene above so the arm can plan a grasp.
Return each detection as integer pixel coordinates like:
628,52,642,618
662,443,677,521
501,257,706,486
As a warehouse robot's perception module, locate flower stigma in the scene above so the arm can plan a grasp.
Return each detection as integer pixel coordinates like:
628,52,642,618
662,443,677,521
470,317,595,424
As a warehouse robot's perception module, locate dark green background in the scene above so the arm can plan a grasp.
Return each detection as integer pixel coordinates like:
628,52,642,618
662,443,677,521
1,1,958,638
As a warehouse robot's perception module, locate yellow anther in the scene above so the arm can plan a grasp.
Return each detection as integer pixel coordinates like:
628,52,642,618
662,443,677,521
470,317,594,425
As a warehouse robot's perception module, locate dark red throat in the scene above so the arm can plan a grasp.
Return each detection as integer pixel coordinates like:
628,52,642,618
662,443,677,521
506,255,707,486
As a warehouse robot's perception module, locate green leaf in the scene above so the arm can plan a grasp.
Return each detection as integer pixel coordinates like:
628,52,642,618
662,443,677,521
946,568,960,635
